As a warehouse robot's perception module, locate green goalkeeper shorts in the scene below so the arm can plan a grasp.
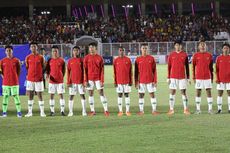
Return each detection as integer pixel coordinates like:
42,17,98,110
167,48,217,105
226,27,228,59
2,85,19,96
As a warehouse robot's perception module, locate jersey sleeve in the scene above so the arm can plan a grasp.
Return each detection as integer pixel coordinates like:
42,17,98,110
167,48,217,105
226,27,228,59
215,57,220,83
167,54,171,79
129,59,133,85
209,54,214,81
134,58,139,85
16,58,21,76
185,55,190,79
25,55,29,69
100,57,104,83
113,59,117,85
153,58,157,84
67,60,71,85
83,56,88,83
192,54,196,80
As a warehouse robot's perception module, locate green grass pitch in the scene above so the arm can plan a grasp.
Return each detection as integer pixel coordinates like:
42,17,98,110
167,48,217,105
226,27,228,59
0,65,230,153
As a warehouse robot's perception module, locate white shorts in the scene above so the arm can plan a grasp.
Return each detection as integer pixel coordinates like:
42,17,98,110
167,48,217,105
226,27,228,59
195,79,212,89
86,80,103,90
26,81,44,92
138,83,156,93
169,79,187,90
217,83,230,91
69,84,85,95
116,84,131,93
48,83,65,94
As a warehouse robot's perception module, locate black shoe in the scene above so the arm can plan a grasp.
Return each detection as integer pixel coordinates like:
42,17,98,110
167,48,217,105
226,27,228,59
228,110,230,114
216,110,222,114
61,112,66,116
50,112,55,116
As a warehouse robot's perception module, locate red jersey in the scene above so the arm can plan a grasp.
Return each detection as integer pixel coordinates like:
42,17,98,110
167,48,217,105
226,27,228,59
84,54,104,83
216,55,230,83
192,52,213,80
113,56,132,85
168,51,189,79
0,57,20,86
25,53,44,82
46,57,65,84
135,55,157,84
67,57,84,85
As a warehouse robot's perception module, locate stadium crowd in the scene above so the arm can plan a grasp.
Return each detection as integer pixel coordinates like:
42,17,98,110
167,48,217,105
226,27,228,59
0,15,229,45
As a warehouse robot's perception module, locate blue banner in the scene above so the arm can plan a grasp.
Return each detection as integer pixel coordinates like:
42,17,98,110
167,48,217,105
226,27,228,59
103,56,113,65
0,44,30,95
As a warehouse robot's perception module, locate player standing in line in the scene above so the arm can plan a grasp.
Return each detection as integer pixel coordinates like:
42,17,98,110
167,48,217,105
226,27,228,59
84,42,109,116
25,42,46,117
135,44,159,116
192,41,214,114
167,41,190,115
0,45,22,117
215,43,230,114
67,46,87,117
113,46,132,116
46,46,66,116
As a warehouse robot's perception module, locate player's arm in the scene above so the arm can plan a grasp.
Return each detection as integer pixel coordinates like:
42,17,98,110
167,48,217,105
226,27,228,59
113,59,117,87
100,57,104,86
192,54,196,81
129,60,133,86
153,59,157,86
66,61,71,86
17,59,21,76
185,55,190,80
209,55,214,82
215,57,220,83
25,56,29,70
46,59,51,78
134,59,139,88
167,55,171,79
62,60,66,77
83,57,88,86
0,60,3,77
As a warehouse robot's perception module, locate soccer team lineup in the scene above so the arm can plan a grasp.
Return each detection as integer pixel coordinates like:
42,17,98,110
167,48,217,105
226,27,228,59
1,40,230,118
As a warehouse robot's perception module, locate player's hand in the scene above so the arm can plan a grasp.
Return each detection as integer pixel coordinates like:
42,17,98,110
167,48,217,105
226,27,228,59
135,83,139,89
114,84,118,87
167,79,171,85
100,82,104,87
153,83,157,88
84,82,90,87
187,79,191,85
211,79,213,83
129,83,132,87
67,84,72,88
0,74,3,78
193,79,196,84
216,80,220,84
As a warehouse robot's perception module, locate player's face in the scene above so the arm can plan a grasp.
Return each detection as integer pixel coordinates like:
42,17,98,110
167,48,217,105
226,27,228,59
222,46,230,55
198,42,206,52
174,44,180,51
118,48,125,56
89,45,96,54
30,44,38,53
141,46,148,56
5,48,13,57
72,48,79,57
52,49,59,58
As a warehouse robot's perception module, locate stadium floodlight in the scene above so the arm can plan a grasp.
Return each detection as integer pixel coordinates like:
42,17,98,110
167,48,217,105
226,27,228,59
122,5,133,8
41,11,51,15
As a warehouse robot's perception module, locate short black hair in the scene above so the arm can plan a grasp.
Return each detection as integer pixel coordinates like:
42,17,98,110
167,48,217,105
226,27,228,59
51,45,59,49
174,40,182,45
5,45,13,50
198,40,206,45
119,46,124,50
29,42,38,47
222,43,230,49
73,46,80,50
41,48,45,51
88,42,97,47
140,43,148,47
